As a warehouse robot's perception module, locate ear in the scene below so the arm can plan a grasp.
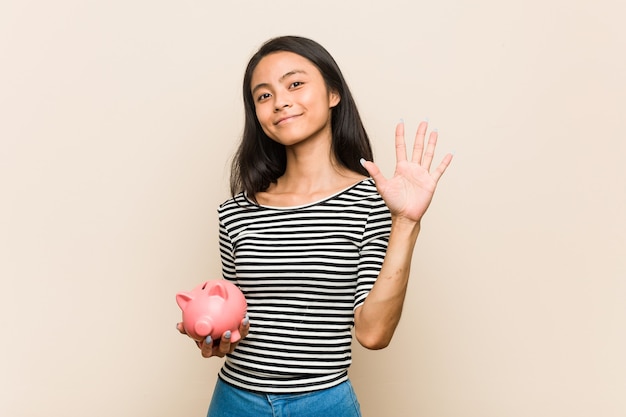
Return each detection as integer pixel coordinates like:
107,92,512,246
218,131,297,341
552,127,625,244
208,282,228,300
176,292,193,310
329,89,341,108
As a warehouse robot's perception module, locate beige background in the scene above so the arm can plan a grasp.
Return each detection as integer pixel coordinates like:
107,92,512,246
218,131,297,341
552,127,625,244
1,1,624,416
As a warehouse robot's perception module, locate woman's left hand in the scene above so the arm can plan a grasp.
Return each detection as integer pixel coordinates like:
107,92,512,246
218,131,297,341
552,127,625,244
361,120,453,223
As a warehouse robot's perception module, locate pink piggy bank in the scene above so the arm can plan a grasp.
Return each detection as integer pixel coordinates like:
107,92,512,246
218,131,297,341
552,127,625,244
176,280,247,343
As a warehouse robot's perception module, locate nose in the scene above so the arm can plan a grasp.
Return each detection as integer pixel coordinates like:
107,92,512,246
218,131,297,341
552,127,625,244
274,103,290,112
273,92,291,112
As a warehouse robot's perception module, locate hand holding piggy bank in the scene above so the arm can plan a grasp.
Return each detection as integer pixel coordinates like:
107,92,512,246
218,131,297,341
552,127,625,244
176,280,247,343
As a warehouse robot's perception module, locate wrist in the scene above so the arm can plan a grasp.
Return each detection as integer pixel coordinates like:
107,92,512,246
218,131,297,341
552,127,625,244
390,216,421,238
391,215,421,228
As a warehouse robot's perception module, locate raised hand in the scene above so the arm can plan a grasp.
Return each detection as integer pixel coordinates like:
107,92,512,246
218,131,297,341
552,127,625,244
361,120,452,223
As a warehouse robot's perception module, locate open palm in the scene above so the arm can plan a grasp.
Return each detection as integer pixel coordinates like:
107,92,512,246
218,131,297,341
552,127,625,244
362,121,453,222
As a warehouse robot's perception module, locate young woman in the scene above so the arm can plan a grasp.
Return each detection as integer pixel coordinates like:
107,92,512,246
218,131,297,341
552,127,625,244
178,35,452,417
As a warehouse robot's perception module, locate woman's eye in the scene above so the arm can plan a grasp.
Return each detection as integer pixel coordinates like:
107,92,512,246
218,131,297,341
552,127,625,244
290,81,303,88
257,93,271,102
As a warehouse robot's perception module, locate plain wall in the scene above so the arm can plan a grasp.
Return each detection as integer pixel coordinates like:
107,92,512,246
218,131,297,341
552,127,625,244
1,1,624,416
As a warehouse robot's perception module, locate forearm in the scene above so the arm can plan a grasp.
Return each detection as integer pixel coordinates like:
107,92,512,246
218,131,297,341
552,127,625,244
354,217,421,349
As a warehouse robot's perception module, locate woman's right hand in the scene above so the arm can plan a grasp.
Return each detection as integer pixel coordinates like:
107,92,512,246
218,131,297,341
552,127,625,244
176,314,250,358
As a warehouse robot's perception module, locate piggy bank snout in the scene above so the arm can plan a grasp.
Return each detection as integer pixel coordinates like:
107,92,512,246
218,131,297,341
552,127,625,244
194,319,213,338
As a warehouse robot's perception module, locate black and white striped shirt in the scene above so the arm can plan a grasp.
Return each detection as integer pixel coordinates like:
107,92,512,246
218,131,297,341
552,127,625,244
216,179,391,393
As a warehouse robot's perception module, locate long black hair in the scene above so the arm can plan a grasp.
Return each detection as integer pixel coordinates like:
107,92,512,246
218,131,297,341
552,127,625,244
230,36,373,199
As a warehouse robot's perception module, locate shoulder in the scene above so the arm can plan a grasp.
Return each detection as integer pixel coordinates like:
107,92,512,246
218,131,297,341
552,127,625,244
323,179,390,221
218,193,258,217
351,178,379,196
340,179,386,206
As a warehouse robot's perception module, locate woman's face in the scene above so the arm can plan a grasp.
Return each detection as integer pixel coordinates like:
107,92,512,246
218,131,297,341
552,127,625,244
250,51,340,147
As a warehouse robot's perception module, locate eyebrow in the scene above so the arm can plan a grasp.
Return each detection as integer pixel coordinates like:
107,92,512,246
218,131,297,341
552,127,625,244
251,69,308,95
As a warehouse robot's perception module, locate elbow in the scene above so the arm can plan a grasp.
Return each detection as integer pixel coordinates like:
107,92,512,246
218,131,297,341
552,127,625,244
355,331,392,350
353,306,400,350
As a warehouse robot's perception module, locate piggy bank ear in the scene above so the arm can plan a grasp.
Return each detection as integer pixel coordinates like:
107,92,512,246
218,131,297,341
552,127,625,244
208,282,227,300
176,292,193,310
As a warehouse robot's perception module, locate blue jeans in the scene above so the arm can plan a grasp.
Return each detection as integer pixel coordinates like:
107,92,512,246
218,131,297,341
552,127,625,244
207,378,362,417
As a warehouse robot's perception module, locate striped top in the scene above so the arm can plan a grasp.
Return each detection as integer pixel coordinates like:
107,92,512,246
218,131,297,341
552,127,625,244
216,179,391,393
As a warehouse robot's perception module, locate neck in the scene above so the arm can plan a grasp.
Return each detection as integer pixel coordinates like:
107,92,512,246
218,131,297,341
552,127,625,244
279,133,349,192
282,158,340,192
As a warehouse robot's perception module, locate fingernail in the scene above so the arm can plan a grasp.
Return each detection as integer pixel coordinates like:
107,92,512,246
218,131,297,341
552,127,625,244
399,118,404,124
359,158,366,167
243,315,250,326
424,117,430,123
433,128,439,133
204,335,212,345
224,330,232,339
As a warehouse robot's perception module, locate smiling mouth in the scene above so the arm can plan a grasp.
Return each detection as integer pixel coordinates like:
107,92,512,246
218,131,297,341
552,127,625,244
274,114,301,125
